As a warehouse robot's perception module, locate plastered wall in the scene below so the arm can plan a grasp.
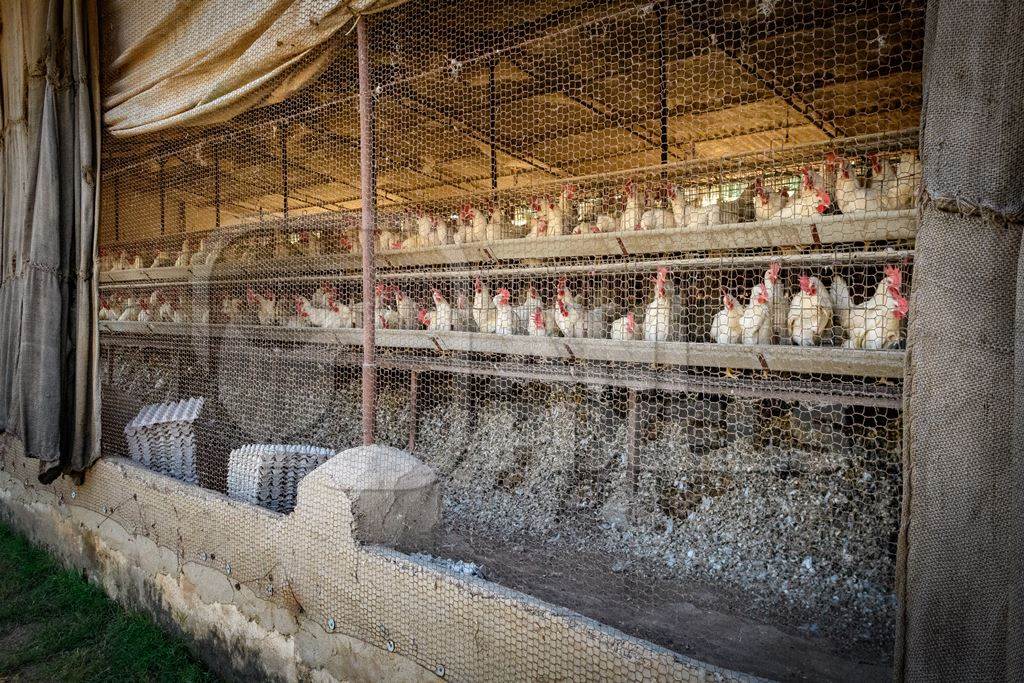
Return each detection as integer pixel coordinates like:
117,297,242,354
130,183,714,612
0,437,756,683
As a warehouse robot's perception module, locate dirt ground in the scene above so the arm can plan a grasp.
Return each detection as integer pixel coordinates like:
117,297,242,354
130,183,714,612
439,532,892,682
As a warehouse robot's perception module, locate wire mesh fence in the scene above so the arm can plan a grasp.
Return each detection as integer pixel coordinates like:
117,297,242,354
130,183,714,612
95,0,923,671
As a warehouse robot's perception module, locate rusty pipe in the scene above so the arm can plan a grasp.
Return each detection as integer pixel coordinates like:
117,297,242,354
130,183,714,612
357,15,377,446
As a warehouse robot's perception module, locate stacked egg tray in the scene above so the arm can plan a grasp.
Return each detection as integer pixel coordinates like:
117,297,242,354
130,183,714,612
226,444,337,514
123,397,204,484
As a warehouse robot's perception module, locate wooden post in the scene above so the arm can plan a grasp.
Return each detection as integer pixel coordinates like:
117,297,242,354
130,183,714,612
357,15,377,446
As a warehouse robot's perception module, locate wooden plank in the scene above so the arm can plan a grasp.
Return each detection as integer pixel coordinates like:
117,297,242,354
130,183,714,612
98,321,905,378
99,210,916,285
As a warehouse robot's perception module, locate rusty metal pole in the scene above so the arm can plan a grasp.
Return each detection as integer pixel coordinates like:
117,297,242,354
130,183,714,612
357,15,377,446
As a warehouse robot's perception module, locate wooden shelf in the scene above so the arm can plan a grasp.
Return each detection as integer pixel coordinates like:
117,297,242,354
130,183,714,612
98,321,905,379
99,210,916,286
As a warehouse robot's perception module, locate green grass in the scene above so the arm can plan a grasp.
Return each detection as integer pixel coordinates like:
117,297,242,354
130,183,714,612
0,522,217,682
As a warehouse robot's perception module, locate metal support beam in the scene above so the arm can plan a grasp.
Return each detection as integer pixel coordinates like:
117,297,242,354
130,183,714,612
357,15,378,446
488,59,498,191
279,122,290,222
656,4,669,168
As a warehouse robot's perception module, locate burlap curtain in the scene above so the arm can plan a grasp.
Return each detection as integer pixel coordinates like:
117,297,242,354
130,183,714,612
897,0,1024,679
0,0,101,482
101,0,407,138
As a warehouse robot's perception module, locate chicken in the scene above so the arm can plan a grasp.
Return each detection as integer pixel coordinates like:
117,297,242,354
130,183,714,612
832,276,908,349
779,167,831,219
486,206,506,241
118,297,141,321
378,230,399,251
471,278,497,333
546,185,575,236
493,288,518,335
527,307,550,336
879,152,921,210
374,284,401,329
150,250,174,268
420,289,453,332
98,295,114,321
668,185,692,227
753,178,789,221
682,190,723,229
221,296,245,324
556,277,579,308
189,238,210,266
834,158,882,214
173,240,191,268
831,266,906,349
393,288,418,329
432,216,452,245
594,212,619,234
894,152,922,208
788,275,833,346
710,290,743,344
619,180,644,231
247,287,279,326
739,283,772,345
640,189,677,231
513,285,543,330
136,300,151,323
554,298,587,338
526,198,549,239
294,296,351,328
643,267,673,342
312,283,337,310
452,292,475,332
610,311,637,341
460,204,489,243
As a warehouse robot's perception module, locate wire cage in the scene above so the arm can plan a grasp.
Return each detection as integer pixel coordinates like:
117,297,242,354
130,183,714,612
96,0,923,675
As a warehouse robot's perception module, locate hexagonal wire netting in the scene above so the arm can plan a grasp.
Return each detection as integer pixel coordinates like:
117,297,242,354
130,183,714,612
96,0,922,676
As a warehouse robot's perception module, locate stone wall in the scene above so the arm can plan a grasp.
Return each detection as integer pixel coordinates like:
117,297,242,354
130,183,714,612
0,437,754,683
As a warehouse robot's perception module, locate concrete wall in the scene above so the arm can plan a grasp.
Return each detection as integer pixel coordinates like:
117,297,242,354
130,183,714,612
0,437,756,683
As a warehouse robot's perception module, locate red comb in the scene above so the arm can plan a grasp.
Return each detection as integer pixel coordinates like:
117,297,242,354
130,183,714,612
884,265,902,288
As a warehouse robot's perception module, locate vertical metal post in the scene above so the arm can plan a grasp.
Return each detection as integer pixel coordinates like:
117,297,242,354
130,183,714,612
488,58,498,191
357,15,377,446
656,3,669,168
279,122,289,223
626,388,638,489
214,143,222,228
407,371,419,452
159,158,166,235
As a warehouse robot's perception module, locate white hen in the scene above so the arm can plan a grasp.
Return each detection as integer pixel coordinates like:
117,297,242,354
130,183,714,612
710,290,743,344
788,275,833,346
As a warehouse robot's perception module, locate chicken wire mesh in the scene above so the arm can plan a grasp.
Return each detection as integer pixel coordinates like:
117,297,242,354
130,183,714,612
94,0,923,676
